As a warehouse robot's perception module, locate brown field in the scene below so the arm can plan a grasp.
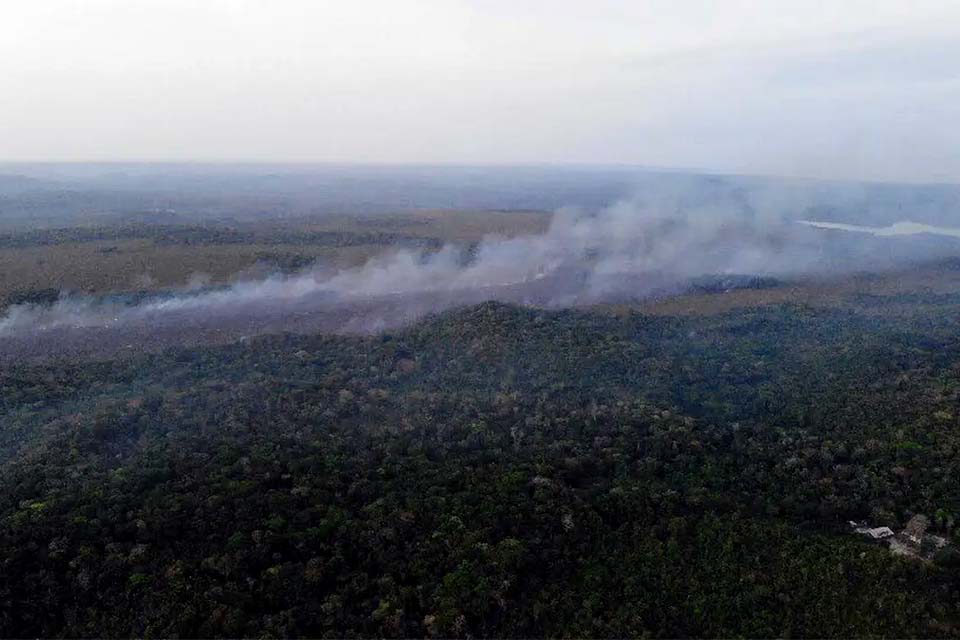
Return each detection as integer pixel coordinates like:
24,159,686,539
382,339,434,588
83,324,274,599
0,240,386,298
0,210,553,303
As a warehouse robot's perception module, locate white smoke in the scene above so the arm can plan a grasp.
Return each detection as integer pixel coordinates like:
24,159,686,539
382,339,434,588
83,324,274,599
0,192,953,339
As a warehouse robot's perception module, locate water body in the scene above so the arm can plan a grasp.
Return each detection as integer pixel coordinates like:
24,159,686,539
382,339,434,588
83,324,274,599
799,220,960,239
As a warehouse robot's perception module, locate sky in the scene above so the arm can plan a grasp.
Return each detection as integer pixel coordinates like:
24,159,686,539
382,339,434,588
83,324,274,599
2,0,960,182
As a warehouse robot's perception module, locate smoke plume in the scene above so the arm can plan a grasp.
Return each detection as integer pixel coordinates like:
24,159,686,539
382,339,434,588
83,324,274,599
1,189,958,357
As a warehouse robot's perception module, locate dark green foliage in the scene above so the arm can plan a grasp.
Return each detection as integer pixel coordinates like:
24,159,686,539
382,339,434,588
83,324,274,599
2,299,960,636
3,287,60,307
254,252,317,273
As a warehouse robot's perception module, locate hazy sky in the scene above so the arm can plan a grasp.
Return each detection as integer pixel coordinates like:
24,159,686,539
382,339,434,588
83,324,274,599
3,1,960,182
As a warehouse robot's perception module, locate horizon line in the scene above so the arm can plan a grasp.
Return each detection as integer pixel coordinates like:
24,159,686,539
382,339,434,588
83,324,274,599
1,159,958,188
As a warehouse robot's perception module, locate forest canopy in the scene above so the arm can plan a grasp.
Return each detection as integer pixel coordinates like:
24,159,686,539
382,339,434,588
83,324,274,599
2,296,960,637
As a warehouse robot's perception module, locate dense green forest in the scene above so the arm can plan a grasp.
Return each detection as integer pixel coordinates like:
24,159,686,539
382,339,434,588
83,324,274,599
2,297,960,637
